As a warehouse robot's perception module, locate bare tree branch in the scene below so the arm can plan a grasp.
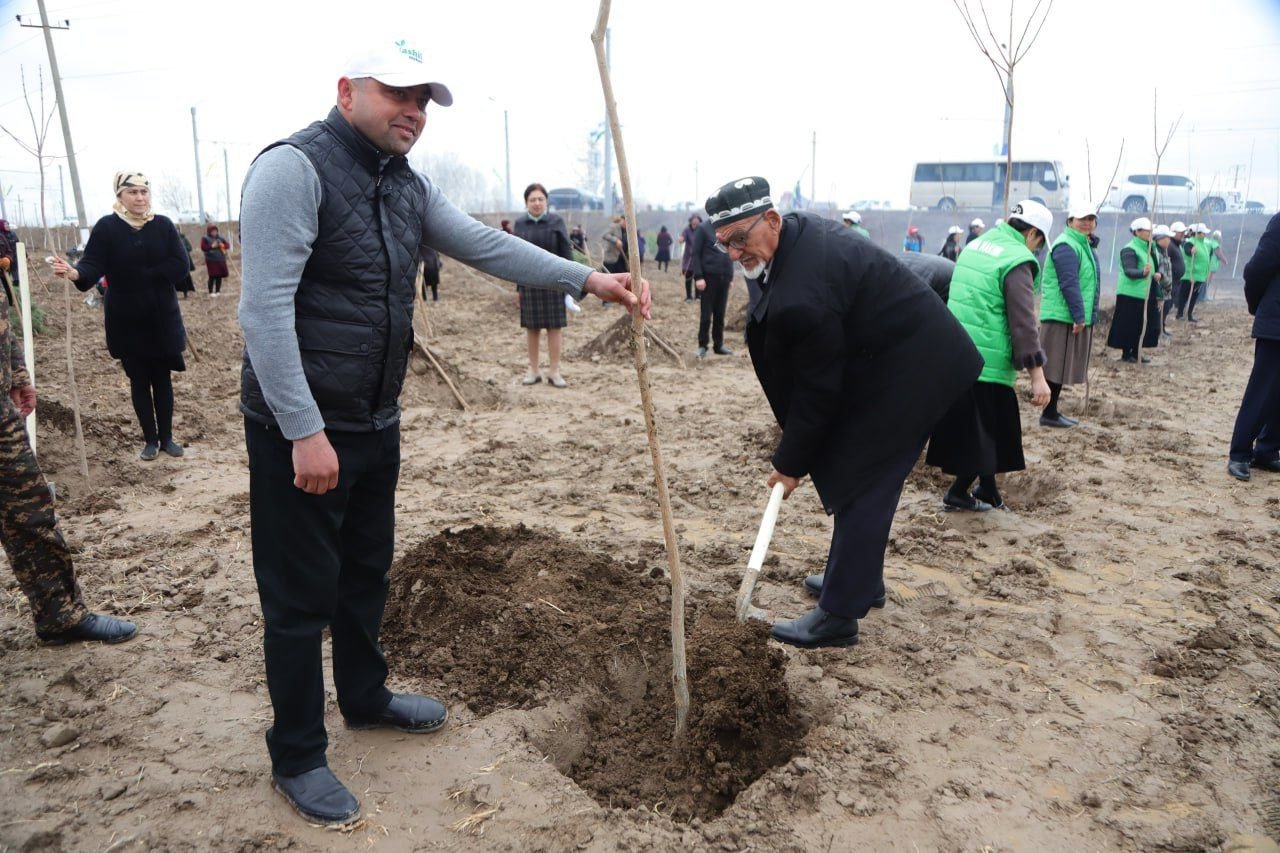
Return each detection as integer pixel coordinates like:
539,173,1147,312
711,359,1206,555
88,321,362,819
1016,0,1055,59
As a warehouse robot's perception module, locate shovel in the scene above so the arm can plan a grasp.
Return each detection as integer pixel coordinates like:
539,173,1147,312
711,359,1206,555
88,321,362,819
735,482,786,622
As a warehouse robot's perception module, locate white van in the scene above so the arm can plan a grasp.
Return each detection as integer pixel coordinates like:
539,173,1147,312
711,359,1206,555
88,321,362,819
910,160,1068,211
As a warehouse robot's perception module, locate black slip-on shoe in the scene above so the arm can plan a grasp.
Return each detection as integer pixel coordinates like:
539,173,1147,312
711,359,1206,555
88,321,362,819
345,693,448,734
802,574,886,608
1251,458,1280,473
39,612,138,646
770,606,859,649
696,346,708,359
1228,460,1252,482
971,490,1006,510
1039,413,1076,428
943,491,993,512
713,346,734,356
272,767,360,826
160,438,185,457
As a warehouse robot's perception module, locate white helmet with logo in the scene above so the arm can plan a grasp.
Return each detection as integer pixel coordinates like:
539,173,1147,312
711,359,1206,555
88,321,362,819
1009,199,1053,237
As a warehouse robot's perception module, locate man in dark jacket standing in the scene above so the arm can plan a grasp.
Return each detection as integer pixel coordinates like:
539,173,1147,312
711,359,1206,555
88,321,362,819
704,177,982,648
1227,212,1280,481
238,38,649,826
1162,222,1189,336
688,216,735,358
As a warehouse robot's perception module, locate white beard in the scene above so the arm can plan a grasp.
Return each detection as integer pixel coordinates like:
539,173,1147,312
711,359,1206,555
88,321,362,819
736,260,766,279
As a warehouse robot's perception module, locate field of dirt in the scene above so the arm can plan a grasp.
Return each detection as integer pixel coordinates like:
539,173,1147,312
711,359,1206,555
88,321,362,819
1,248,1278,852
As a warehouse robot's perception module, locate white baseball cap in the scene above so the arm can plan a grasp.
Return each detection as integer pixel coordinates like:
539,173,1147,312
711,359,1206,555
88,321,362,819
343,36,454,106
1192,222,1208,234
970,218,985,228
1170,220,1187,233
1008,199,1053,237
842,210,862,223
1153,224,1172,238
1067,199,1098,220
948,225,963,235
1130,217,1153,232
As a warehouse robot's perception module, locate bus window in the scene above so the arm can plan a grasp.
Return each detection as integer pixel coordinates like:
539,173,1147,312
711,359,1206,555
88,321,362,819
915,163,942,181
965,163,995,181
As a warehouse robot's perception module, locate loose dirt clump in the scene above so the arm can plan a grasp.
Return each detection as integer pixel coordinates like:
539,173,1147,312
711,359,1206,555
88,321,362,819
381,525,804,821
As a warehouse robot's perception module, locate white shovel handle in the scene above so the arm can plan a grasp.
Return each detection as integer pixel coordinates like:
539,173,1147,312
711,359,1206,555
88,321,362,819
747,483,786,571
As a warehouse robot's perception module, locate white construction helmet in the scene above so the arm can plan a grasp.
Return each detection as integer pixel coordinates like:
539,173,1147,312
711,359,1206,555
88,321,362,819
970,217,985,228
1153,224,1172,238
1170,220,1187,233
1130,217,1153,232
842,210,862,224
1009,199,1053,237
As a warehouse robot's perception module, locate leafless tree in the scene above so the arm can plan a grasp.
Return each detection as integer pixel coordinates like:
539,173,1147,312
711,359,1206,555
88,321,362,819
154,173,192,215
412,152,501,214
952,0,1055,213
0,67,57,250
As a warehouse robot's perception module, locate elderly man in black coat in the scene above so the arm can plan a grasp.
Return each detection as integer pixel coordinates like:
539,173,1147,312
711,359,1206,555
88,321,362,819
1228,213,1280,481
705,177,982,648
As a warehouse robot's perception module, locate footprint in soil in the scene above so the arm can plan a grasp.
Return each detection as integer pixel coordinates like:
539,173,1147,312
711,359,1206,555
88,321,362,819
380,524,807,821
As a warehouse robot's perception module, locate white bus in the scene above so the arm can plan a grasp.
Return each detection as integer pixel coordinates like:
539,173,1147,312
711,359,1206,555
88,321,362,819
910,159,1069,211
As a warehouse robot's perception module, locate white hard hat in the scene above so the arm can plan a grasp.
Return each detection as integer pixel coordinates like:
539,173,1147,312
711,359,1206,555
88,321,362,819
1129,217,1153,232
970,218,985,228
1192,222,1207,234
1153,224,1172,238
1212,229,1222,238
1008,199,1053,237
1067,199,1098,220
842,210,861,223
948,225,963,235
1170,221,1187,233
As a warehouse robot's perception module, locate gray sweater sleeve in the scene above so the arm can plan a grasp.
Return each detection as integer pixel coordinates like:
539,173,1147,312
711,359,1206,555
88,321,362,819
418,175,592,299
238,145,326,440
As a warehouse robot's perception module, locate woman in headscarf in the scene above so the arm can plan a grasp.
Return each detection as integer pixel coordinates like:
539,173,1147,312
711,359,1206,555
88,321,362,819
655,225,673,272
200,224,231,297
50,172,190,461
513,182,575,388
926,201,1054,511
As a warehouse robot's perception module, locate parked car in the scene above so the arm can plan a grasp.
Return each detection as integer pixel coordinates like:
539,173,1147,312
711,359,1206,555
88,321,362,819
1106,174,1240,215
546,188,604,212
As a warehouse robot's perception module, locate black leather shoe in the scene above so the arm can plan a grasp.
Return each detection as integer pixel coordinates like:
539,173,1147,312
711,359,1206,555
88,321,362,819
696,346,708,359
1039,413,1076,428
345,693,448,734
801,574,885,608
272,767,360,826
971,489,1006,510
160,438,184,457
770,606,859,649
1228,460,1252,481
943,491,993,512
713,346,734,356
1251,458,1280,473
39,612,138,646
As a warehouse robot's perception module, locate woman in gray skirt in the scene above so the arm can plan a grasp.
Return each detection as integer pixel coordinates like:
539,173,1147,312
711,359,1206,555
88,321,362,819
513,183,575,387
1037,201,1101,427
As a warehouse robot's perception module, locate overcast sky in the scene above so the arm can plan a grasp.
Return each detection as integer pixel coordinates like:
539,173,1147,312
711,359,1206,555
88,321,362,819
2,0,1280,226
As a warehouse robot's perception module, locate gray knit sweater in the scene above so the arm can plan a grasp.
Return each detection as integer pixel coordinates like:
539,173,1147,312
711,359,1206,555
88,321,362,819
238,144,593,439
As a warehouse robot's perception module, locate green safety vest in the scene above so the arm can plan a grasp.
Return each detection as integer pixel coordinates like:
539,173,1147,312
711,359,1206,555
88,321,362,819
852,225,870,238
1039,226,1099,325
1188,235,1211,282
1206,238,1221,272
948,222,1040,387
1116,236,1153,299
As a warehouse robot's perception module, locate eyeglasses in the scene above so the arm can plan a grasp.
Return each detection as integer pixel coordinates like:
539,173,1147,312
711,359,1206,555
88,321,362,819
714,213,765,253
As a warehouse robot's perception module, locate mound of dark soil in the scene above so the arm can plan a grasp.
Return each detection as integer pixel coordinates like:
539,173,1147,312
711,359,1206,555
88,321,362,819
381,524,804,820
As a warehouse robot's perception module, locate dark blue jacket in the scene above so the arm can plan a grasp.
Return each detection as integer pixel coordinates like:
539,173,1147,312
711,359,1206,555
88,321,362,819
240,109,428,432
1243,212,1280,341
688,219,733,280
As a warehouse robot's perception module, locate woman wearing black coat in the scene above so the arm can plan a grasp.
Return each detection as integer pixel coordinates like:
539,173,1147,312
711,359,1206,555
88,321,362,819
51,172,190,461
513,183,575,388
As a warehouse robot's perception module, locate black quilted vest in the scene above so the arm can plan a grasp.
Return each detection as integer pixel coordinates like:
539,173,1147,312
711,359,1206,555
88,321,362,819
240,108,426,433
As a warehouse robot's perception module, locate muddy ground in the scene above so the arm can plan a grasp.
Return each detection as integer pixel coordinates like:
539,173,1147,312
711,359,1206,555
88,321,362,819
1,253,1278,852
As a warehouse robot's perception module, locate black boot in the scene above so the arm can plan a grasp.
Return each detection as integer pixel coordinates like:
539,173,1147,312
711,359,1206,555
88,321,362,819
802,574,886,608
272,767,360,825
39,612,138,645
770,606,859,648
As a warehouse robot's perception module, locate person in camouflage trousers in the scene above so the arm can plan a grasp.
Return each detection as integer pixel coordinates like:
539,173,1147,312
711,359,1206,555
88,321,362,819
0,261,137,644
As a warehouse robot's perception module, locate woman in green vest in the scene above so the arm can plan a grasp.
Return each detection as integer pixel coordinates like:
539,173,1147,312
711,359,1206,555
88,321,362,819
1184,223,1213,321
1207,228,1227,290
1038,201,1101,428
926,200,1053,511
1106,217,1163,362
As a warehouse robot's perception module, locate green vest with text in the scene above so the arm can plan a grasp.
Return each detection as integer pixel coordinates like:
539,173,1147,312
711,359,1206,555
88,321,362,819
947,222,1039,387
1116,236,1153,299
1188,235,1211,282
1039,227,1099,325
1206,238,1221,272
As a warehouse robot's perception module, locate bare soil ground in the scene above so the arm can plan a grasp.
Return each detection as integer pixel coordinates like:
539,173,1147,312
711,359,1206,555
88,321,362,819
1,257,1278,852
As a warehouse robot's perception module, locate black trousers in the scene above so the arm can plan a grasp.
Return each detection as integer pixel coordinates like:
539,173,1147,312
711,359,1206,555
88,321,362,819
120,356,174,443
818,441,923,619
697,274,731,348
1229,338,1280,463
207,276,224,294
245,418,399,776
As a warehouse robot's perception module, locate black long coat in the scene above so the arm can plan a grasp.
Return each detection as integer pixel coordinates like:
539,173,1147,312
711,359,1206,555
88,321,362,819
72,214,190,365
1244,212,1280,341
746,212,982,514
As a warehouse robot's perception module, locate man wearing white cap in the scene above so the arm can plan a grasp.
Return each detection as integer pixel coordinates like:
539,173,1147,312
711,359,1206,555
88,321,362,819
1106,217,1161,362
1162,221,1190,333
237,36,650,825
1037,200,1101,427
965,217,985,245
841,210,870,239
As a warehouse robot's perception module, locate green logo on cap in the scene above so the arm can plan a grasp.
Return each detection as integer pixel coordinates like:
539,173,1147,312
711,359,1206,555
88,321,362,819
394,39,423,64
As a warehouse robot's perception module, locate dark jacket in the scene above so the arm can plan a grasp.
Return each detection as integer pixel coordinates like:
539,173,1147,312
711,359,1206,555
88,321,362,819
1243,212,1280,341
513,213,573,284
72,213,190,361
241,108,428,432
897,251,953,303
688,219,733,281
1167,235,1187,282
747,212,982,513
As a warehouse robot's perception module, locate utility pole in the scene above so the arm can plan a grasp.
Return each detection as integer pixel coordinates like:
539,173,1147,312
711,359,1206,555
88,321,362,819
20,1,88,232
190,107,206,220
503,109,511,212
0,181,7,221
602,27,613,215
810,131,816,208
